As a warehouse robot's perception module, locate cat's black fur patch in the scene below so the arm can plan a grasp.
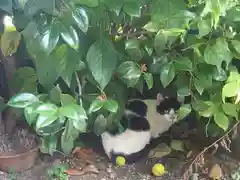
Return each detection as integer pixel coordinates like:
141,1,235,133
110,146,151,164
128,116,150,131
156,97,181,115
125,100,148,117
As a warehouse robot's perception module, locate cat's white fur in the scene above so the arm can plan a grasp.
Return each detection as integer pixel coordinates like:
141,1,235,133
125,99,178,139
101,129,151,159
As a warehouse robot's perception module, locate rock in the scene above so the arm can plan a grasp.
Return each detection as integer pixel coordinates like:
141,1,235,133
208,164,223,179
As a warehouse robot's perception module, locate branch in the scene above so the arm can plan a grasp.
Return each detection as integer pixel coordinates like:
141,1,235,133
112,31,151,38
183,121,240,178
75,72,82,106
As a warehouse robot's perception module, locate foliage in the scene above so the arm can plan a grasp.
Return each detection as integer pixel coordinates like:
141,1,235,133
47,163,69,180
1,0,240,154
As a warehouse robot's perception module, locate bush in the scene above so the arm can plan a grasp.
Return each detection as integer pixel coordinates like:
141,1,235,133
1,0,240,154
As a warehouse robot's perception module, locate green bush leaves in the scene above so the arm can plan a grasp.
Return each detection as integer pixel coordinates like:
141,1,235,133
160,62,176,88
8,93,39,108
86,39,118,90
3,0,240,155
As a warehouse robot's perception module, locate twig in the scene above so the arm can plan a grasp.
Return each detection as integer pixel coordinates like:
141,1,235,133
112,31,150,38
75,72,82,106
182,121,240,178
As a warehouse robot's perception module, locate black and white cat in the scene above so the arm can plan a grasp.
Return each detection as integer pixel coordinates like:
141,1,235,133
101,93,181,164
124,93,181,139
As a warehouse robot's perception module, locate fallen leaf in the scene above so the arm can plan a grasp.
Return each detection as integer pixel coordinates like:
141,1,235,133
170,140,185,152
72,147,94,155
208,164,223,180
65,164,100,176
148,143,172,159
65,169,85,176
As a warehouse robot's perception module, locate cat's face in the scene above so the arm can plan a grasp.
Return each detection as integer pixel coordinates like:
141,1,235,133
156,94,181,122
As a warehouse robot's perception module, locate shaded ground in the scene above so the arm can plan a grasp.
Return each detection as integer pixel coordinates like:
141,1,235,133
0,149,239,180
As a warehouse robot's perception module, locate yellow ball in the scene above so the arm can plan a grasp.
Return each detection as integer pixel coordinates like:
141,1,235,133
116,156,126,166
152,163,165,176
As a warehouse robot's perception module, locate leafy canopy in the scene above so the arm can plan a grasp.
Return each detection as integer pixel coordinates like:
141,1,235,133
1,0,240,154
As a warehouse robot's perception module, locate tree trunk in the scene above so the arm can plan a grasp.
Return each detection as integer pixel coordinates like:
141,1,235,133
1,53,18,133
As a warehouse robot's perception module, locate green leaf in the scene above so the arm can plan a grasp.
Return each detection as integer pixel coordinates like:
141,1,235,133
125,39,143,62
9,67,37,94
174,57,193,71
38,20,60,55
204,38,232,68
148,143,172,159
1,30,21,56
231,40,240,54
144,73,153,90
49,85,62,105
226,6,240,22
36,113,58,130
0,0,12,14
170,140,185,152
143,21,160,32
24,102,41,125
193,70,213,95
222,82,239,102
75,0,99,7
86,39,118,90
59,104,87,121
51,44,81,87
23,0,55,17
154,31,167,54
195,101,215,117
214,112,229,131
8,93,39,108
103,99,118,113
117,61,142,87
40,135,58,155
222,103,238,118
60,24,79,50
151,0,186,22
94,114,107,136
88,99,104,113
123,2,141,17
103,0,122,15
201,0,221,28
177,104,191,120
227,71,240,83
35,103,58,115
61,120,78,154
72,7,89,33
72,117,87,132
160,62,176,88
60,94,77,106
213,67,227,81
198,19,212,37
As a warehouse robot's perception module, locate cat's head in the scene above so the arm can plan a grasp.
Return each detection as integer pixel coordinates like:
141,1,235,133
156,93,181,122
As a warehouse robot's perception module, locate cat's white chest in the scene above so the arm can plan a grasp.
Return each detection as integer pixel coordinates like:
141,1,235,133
143,100,176,138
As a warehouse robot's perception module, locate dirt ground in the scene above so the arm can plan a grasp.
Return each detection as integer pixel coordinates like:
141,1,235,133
0,149,239,180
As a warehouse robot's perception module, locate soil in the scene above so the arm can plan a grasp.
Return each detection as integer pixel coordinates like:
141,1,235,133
0,150,239,180
0,127,37,155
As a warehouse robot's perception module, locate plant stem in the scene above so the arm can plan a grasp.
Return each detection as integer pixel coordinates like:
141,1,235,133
75,72,82,106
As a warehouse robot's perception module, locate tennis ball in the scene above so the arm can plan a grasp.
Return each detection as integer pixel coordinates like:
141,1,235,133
152,163,165,177
116,156,126,166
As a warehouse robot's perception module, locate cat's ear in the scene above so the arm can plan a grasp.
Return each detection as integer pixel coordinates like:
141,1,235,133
157,93,164,105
